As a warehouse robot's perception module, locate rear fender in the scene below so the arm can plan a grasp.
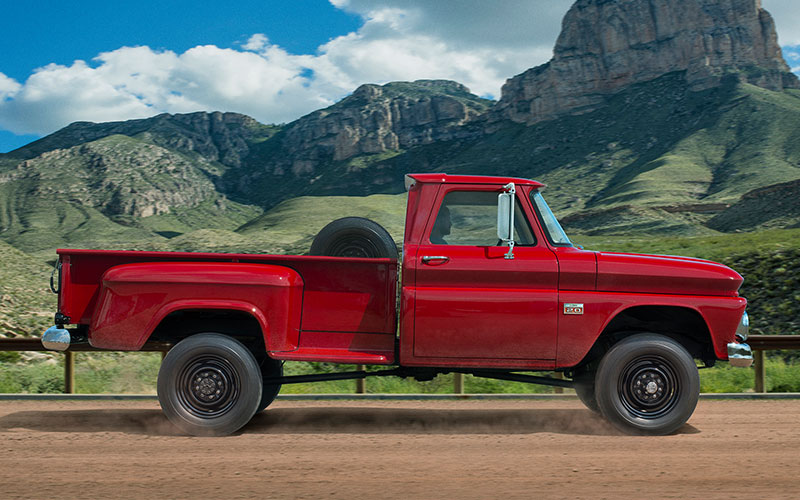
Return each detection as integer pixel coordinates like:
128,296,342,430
89,262,303,351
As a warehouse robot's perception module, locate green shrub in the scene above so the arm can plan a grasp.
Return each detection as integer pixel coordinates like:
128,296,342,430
699,363,755,393
0,361,63,393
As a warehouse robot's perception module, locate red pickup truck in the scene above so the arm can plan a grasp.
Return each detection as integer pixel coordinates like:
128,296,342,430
43,173,752,436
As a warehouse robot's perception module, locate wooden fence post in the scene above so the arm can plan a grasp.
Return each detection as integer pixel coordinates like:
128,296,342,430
454,373,464,394
356,365,366,394
754,350,766,393
64,351,75,394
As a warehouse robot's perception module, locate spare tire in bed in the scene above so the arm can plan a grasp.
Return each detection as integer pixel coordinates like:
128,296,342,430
309,217,398,259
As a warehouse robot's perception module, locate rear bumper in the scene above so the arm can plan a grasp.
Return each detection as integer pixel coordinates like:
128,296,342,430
727,342,753,368
42,326,71,351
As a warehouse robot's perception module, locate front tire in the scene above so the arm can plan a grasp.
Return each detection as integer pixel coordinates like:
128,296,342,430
595,334,699,435
573,369,599,413
157,333,262,436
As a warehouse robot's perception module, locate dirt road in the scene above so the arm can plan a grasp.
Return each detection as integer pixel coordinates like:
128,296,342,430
0,398,796,499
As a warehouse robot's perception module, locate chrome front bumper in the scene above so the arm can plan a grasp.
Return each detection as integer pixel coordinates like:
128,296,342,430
727,341,753,368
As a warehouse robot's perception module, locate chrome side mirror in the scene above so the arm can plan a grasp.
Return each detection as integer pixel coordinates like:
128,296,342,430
497,183,516,259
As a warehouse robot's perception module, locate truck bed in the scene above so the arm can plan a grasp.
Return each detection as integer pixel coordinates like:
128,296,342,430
57,249,398,364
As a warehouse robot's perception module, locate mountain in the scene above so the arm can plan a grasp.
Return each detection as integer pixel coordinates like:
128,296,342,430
2,0,800,257
222,79,492,203
492,0,798,125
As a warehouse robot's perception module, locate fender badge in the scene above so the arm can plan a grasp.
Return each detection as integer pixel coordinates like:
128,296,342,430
564,303,584,315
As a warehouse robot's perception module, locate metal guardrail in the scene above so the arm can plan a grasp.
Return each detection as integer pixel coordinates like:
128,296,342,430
0,335,797,394
0,338,173,352
745,336,800,393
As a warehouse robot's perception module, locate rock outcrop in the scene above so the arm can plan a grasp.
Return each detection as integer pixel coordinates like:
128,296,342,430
709,179,800,231
494,0,800,125
274,80,490,174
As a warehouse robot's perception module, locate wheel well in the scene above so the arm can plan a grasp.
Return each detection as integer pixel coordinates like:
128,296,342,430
148,309,266,355
578,306,715,369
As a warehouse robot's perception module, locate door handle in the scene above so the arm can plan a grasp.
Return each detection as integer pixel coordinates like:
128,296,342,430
422,255,450,263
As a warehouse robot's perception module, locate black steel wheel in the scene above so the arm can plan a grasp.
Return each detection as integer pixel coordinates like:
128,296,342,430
157,333,262,436
618,355,680,419
595,333,699,435
310,217,397,259
256,356,283,413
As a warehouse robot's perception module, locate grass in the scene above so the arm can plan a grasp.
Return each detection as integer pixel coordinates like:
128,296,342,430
575,227,800,263
699,357,800,393
0,352,162,394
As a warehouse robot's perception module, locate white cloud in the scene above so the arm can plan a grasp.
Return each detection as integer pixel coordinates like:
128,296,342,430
1,0,798,137
242,34,269,52
0,73,21,100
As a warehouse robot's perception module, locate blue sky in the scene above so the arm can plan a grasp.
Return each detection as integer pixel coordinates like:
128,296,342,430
2,0,800,153
1,1,361,83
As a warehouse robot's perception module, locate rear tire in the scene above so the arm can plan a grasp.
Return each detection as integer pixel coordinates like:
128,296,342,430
595,333,699,435
157,333,262,436
310,217,397,259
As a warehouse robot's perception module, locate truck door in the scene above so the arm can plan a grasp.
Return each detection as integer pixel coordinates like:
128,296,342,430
411,185,559,362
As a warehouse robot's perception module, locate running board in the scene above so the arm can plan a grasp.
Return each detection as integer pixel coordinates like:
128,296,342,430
264,367,575,389
461,370,575,389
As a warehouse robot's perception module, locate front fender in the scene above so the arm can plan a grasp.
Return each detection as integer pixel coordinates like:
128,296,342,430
557,291,746,367
89,262,303,351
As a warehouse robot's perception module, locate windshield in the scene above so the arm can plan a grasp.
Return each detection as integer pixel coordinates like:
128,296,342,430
530,191,572,246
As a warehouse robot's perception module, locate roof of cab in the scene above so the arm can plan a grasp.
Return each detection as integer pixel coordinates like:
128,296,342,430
406,173,545,189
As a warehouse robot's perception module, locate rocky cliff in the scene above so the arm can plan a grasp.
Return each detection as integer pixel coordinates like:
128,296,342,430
494,0,800,125
271,80,490,176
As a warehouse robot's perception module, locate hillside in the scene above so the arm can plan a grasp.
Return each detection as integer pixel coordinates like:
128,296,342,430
0,241,54,338
0,133,262,256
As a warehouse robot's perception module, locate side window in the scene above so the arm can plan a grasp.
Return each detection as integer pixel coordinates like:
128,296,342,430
429,190,536,246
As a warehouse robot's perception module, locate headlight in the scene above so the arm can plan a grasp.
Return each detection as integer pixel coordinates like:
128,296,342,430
735,311,749,342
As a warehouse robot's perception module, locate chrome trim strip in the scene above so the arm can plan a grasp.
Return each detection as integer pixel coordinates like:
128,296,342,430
735,311,749,342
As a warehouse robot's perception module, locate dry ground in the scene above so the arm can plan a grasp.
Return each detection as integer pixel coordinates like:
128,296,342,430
0,399,796,499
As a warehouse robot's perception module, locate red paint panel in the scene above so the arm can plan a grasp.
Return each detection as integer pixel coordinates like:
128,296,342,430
297,260,397,334
597,252,743,297
413,286,559,359
556,291,747,367
270,331,395,364
408,173,544,189
554,246,597,290
89,262,303,351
